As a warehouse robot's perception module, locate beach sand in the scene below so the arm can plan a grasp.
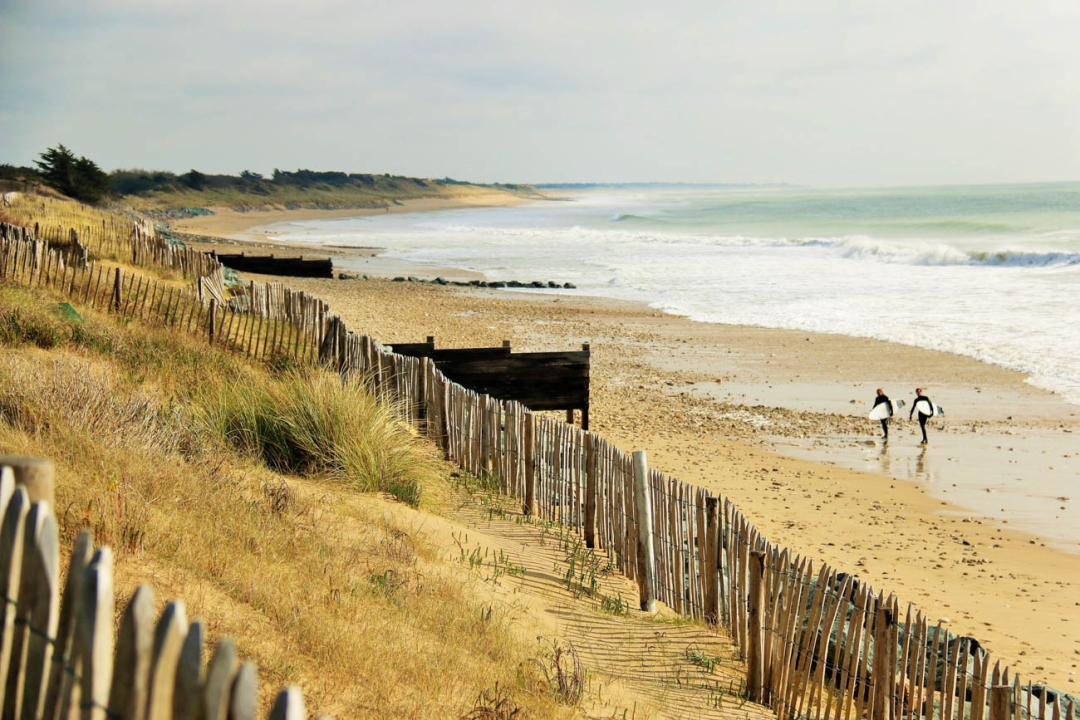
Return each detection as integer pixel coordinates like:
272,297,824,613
169,190,530,240
182,208,1080,691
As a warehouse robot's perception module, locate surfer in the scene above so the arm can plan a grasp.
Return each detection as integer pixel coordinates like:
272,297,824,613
872,388,891,441
909,388,932,444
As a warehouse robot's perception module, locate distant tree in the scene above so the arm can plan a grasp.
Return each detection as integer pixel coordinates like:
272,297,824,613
109,168,178,195
239,169,263,180
71,157,110,203
0,163,42,184
180,169,207,190
34,143,111,203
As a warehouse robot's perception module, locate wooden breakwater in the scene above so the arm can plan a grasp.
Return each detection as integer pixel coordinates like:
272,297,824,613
212,252,334,279
0,457,317,720
0,196,1075,720
391,336,592,429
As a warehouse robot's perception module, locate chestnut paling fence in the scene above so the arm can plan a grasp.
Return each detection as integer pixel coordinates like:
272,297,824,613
0,459,313,720
0,198,1076,720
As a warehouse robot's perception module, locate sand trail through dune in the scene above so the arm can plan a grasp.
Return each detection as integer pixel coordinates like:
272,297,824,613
440,491,775,719
314,473,774,719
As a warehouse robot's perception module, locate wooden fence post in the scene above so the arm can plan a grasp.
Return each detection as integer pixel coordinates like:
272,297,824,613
202,637,238,720
584,434,597,549
42,531,92,719
747,550,765,703
146,600,189,719
268,686,306,720
0,456,54,507
704,496,719,625
632,450,656,613
229,661,258,720
107,584,155,720
581,343,591,431
989,685,1012,720
208,299,217,345
872,603,896,720
524,413,537,516
112,267,122,312
174,619,204,720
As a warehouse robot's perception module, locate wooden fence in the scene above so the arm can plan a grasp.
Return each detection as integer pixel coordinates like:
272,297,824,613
1,202,1075,720
0,223,331,367
0,457,318,719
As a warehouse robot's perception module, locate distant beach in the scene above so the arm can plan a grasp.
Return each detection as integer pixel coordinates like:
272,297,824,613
176,188,1080,689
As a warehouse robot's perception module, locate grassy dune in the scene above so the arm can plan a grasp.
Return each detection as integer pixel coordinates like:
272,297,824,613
117,176,538,213
0,283,564,718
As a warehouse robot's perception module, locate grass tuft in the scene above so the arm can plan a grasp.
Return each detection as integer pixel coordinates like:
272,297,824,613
197,370,434,505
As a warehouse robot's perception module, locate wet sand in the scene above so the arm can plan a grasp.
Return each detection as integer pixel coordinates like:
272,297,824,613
180,208,1080,690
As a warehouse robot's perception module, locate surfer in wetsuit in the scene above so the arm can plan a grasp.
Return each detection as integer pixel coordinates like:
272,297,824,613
909,388,932,444
872,389,892,441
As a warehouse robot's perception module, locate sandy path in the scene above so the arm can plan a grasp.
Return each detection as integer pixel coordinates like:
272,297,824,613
406,485,775,719
289,468,774,718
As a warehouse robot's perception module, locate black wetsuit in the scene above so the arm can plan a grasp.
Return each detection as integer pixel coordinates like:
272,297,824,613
872,394,891,439
909,394,933,443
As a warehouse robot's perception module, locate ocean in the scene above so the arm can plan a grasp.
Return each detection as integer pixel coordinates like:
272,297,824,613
271,182,1080,406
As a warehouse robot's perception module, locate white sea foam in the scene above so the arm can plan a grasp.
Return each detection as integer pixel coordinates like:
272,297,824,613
270,184,1080,405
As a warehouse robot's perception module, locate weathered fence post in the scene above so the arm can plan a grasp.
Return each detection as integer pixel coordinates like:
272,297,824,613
584,434,597,549
704,496,719,625
0,456,55,507
747,550,765,703
269,686,306,720
581,343,591,431
872,602,896,720
989,685,1012,720
632,450,656,613
208,299,217,345
417,358,428,430
112,267,122,312
524,413,537,516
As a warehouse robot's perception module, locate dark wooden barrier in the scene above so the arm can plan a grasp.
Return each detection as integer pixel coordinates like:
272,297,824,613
214,251,334,278
391,336,591,429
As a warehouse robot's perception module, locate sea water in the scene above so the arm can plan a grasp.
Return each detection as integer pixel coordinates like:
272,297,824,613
270,182,1080,405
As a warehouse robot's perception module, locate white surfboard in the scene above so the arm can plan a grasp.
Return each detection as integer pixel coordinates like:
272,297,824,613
868,398,906,420
913,398,942,417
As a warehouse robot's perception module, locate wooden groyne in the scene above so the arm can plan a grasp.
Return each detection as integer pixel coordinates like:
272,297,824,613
391,336,591,429
212,251,334,279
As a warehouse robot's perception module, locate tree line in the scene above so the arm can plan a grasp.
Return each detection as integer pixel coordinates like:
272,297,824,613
0,143,490,205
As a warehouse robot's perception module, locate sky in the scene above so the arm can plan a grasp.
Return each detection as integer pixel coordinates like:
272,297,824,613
1,1,1078,187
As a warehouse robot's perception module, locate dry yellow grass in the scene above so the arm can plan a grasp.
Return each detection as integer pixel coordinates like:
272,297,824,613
0,282,569,718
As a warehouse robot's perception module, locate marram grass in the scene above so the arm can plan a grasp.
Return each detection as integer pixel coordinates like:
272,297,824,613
198,370,434,506
0,278,560,718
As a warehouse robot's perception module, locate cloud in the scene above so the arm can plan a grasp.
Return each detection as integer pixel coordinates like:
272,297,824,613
1,1,1077,184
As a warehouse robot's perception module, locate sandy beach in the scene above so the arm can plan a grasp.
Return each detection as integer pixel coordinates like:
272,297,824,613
169,190,531,240
180,204,1080,691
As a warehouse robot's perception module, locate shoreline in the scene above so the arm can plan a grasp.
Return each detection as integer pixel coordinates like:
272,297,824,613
168,191,532,240
174,204,1080,689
